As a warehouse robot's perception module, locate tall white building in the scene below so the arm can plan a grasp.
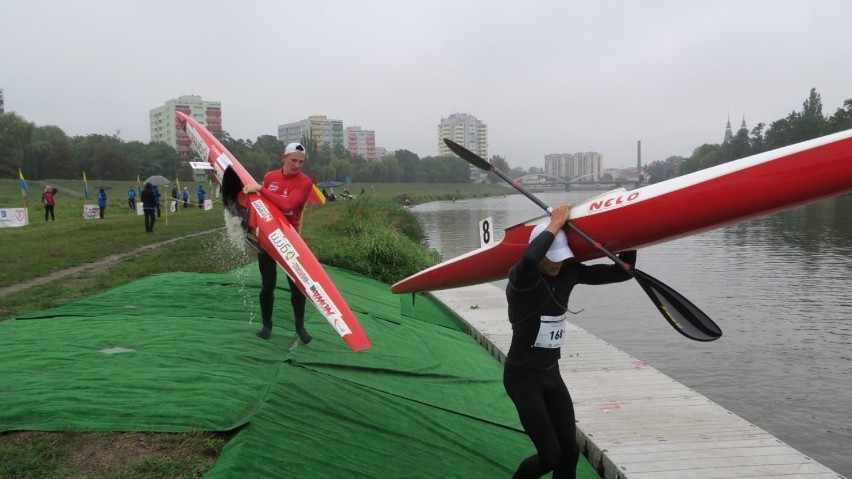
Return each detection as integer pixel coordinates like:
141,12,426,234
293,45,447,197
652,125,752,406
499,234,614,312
344,126,377,161
150,95,222,161
437,113,488,158
438,113,488,181
278,115,344,151
544,151,603,182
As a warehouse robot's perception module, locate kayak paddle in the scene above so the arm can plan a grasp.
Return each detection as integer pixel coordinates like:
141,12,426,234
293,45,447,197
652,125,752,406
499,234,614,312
444,138,722,342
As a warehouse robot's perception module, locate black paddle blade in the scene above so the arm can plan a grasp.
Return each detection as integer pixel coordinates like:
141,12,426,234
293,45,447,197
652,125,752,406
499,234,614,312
444,139,493,171
632,269,722,341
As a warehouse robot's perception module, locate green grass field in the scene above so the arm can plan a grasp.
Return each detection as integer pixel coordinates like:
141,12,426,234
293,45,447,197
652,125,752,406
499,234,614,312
1,177,513,477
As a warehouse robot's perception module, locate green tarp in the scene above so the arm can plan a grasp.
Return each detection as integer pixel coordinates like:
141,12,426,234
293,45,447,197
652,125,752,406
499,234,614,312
0,265,600,478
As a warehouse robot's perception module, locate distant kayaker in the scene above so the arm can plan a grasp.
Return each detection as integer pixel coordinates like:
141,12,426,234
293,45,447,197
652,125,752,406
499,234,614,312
504,203,636,479
242,142,314,344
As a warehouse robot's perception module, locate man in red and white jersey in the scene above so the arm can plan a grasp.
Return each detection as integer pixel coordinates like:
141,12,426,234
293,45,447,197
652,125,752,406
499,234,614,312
242,142,314,344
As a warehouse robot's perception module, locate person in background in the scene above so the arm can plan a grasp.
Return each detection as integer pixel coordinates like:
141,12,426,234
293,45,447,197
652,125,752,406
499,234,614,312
242,142,313,344
140,183,156,233
128,186,136,210
182,186,190,208
503,204,636,479
197,184,206,209
97,187,107,219
153,186,161,217
171,185,179,212
42,185,57,222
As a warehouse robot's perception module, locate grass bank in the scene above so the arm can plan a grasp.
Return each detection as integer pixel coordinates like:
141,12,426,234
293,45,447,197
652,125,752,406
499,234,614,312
0,179,507,318
0,178,504,478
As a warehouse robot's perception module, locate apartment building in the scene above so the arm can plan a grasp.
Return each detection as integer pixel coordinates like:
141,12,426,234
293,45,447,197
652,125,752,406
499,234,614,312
344,126,377,161
278,115,344,151
437,113,488,159
544,151,603,182
437,113,488,182
150,95,222,161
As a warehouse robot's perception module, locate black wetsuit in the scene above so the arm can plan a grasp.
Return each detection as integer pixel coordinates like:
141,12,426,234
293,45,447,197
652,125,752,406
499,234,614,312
504,231,635,479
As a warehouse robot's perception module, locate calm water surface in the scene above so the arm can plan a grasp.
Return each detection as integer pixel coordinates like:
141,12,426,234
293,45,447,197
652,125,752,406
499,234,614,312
412,191,852,477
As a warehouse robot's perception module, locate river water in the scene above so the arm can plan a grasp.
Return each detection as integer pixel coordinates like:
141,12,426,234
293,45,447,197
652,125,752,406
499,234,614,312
412,190,852,477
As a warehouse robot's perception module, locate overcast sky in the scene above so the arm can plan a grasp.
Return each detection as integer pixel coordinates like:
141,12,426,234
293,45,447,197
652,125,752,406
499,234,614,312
3,0,851,169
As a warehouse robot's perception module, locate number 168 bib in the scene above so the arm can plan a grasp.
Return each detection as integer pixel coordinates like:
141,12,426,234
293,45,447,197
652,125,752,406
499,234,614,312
534,314,567,349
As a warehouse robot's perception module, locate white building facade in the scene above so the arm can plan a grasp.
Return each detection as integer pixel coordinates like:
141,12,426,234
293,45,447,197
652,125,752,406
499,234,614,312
437,113,488,181
437,113,488,158
544,151,603,182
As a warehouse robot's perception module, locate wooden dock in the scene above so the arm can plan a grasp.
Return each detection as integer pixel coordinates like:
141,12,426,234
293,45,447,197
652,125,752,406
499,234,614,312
431,284,845,479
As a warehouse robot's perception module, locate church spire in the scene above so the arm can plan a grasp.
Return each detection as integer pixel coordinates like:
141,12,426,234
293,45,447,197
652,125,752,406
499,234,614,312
723,112,733,144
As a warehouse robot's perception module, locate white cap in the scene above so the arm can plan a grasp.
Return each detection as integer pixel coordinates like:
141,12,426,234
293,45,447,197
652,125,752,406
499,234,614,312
284,142,306,156
529,221,574,262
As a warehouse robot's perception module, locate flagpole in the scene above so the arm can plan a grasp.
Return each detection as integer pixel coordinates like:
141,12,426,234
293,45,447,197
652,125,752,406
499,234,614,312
165,180,169,226
82,170,87,213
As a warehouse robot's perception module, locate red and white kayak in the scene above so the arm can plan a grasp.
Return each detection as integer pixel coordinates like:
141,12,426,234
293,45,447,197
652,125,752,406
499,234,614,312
176,112,371,352
392,129,852,294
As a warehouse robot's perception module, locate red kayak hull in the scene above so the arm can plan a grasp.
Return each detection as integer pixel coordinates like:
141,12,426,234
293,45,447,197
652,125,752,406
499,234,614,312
392,129,852,293
176,112,371,351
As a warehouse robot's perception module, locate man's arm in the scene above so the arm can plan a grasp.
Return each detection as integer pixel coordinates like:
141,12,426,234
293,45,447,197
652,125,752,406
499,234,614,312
577,250,637,285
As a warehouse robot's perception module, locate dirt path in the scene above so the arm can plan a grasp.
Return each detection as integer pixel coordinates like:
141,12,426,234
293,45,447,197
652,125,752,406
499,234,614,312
0,228,222,298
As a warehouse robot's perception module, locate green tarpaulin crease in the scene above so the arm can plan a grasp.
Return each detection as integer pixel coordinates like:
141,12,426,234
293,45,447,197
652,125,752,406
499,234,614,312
0,265,601,479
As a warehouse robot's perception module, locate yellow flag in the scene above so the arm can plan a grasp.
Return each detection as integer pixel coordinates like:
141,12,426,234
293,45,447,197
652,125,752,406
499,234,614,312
82,171,89,200
307,183,326,205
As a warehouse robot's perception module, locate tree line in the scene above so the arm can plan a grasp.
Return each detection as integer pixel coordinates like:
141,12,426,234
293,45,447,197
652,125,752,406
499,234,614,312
645,88,852,183
3,87,849,185
214,132,473,184
0,113,475,184
0,114,181,182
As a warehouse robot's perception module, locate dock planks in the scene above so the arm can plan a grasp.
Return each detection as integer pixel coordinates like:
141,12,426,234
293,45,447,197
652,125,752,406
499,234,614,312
431,284,845,479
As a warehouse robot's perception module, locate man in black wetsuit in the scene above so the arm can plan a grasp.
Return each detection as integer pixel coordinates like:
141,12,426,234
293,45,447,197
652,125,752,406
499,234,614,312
504,204,636,479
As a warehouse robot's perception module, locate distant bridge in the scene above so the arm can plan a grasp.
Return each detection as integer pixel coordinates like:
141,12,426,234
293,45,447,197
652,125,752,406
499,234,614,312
513,173,593,185
511,173,642,190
